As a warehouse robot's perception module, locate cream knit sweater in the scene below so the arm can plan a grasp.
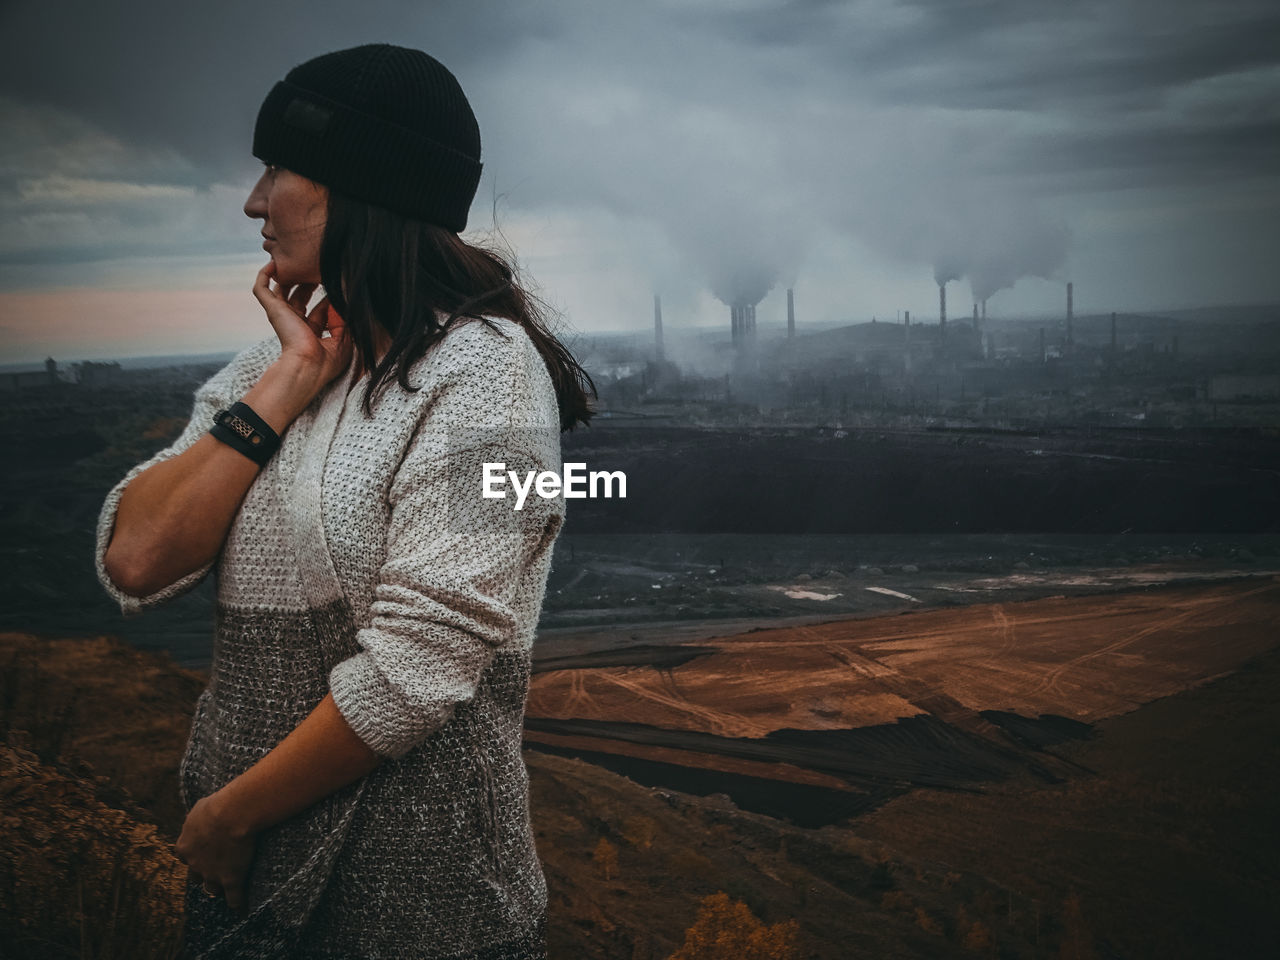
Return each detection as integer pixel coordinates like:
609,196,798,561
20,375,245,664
95,316,565,959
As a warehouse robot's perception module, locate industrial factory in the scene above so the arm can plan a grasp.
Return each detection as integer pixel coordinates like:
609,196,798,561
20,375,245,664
587,283,1279,431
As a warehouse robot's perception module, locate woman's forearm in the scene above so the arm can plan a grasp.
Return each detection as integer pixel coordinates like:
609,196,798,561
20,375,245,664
105,356,327,597
207,692,384,838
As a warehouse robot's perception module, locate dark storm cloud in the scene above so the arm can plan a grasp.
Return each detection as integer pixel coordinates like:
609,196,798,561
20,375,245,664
1,0,1277,309
1008,118,1280,194
0,0,543,181
671,0,1280,189
766,0,1280,112
892,0,1280,112
3,0,1276,186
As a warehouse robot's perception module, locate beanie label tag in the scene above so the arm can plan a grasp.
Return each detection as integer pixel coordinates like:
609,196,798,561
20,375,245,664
283,98,332,135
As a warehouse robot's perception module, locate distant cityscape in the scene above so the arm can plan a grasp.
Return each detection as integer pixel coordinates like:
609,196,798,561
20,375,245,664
5,296,1278,431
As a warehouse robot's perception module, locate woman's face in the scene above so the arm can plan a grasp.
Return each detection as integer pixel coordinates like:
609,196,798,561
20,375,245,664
243,164,328,286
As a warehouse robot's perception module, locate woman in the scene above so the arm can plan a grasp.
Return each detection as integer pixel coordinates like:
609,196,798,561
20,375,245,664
94,44,594,959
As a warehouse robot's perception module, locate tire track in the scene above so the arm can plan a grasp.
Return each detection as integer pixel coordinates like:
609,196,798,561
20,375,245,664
1030,579,1280,699
992,603,1016,659
592,669,772,739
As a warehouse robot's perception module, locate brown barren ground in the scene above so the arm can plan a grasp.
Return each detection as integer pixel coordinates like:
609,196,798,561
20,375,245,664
531,575,1280,730
525,575,1280,801
3,575,1278,958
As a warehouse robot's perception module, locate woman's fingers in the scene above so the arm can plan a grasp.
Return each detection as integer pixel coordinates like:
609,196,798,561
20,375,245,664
252,262,310,339
204,877,245,915
251,262,350,384
253,263,322,326
254,261,304,315
190,864,247,913
252,260,272,304
308,298,353,365
305,294,332,336
252,260,282,312
223,879,247,913
287,282,318,316
322,302,352,358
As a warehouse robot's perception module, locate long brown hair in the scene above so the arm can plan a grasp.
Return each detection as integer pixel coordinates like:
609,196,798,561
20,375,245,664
318,191,596,430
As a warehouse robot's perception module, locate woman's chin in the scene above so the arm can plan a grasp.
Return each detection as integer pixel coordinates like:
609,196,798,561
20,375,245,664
271,260,320,288
269,260,299,286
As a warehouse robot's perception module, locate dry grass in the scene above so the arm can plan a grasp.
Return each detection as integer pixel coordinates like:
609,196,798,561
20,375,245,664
0,738,186,960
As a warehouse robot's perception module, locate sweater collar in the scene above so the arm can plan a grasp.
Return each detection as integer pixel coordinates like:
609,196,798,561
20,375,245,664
279,358,365,615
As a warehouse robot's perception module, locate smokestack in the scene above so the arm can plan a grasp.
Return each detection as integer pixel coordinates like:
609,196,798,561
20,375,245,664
654,294,664,362
905,310,910,326
1110,312,1117,353
1039,327,1046,363
973,303,979,329
787,288,795,338
731,301,758,346
939,283,947,334
981,299,987,322
1066,282,1074,345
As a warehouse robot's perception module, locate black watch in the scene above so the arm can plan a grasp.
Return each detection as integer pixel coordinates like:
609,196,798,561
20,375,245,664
210,402,281,466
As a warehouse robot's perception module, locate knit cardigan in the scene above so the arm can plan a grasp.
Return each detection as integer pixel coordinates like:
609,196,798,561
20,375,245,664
94,316,565,959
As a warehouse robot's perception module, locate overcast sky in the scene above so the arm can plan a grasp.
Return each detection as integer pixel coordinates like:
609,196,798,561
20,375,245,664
1,0,1278,363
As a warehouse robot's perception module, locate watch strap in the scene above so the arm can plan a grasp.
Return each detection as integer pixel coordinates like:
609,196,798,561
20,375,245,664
210,402,281,466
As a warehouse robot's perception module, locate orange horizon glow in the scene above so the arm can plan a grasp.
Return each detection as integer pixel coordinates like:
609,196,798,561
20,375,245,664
0,287,277,365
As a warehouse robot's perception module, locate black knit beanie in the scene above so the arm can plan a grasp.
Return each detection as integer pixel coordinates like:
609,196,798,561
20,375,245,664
252,44,482,232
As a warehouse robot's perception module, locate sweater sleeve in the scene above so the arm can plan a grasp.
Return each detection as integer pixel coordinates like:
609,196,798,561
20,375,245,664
94,335,280,618
327,324,565,760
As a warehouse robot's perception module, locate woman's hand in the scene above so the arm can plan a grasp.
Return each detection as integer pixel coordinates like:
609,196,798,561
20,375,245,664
174,789,259,918
252,259,353,390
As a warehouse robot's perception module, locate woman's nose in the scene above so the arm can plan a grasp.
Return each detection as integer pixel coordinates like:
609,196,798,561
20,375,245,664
244,173,269,219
